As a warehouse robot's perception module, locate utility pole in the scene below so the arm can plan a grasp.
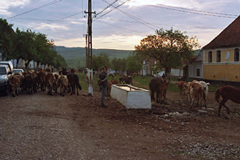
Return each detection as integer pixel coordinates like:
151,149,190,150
83,34,88,68
84,0,95,95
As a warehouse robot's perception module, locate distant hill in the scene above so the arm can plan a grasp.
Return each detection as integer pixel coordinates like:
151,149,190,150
55,46,133,69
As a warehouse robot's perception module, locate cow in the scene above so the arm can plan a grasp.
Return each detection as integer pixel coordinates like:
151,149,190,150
45,72,55,95
22,73,33,94
111,79,119,84
176,81,187,95
149,76,169,104
215,85,240,116
132,72,137,78
37,70,47,91
67,73,82,95
189,82,205,108
198,81,210,108
53,73,59,94
57,74,68,96
107,80,112,95
9,75,20,97
30,72,38,93
119,76,133,85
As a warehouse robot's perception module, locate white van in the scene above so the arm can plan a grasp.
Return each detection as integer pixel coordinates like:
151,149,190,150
0,61,14,73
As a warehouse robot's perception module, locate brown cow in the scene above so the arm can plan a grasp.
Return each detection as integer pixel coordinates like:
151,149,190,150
176,81,187,95
45,72,55,95
107,80,112,95
149,76,169,104
9,75,20,97
37,70,47,91
67,73,82,95
189,82,204,108
215,85,240,116
111,79,118,84
57,74,68,96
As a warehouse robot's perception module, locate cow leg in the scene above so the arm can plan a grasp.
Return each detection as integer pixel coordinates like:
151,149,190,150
150,91,155,102
71,85,74,95
156,92,159,103
223,104,230,115
218,99,228,116
12,87,15,97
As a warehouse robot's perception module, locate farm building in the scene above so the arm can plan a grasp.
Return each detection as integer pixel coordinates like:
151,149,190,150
202,15,240,83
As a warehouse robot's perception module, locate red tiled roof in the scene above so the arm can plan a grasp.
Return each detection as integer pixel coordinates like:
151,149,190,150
203,15,240,49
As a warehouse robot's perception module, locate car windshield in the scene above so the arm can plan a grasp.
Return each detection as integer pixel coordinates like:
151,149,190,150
0,67,7,75
14,70,22,74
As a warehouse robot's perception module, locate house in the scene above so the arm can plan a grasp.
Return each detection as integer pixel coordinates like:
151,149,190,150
202,15,240,83
188,50,203,81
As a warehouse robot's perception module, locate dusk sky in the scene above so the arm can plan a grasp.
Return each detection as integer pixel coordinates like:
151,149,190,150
1,0,240,50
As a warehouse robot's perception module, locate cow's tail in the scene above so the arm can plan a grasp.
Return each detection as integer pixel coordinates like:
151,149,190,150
215,88,221,103
77,82,82,90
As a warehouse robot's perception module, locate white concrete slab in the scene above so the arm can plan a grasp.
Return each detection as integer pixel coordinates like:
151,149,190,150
110,84,151,109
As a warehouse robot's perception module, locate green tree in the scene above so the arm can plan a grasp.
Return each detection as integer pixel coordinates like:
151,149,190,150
92,53,111,71
12,28,23,66
0,19,14,60
56,54,67,69
126,55,142,74
19,29,37,69
111,57,122,73
119,58,127,74
135,28,199,76
33,33,48,68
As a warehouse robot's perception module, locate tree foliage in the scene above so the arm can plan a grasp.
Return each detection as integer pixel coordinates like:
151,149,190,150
135,28,200,75
0,19,14,60
126,55,142,73
92,53,111,71
0,18,67,69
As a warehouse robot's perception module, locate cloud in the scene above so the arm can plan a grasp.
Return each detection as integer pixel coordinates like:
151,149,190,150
0,0,30,16
32,23,69,31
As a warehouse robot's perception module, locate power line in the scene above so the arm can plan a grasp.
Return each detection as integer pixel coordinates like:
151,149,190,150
7,0,62,19
103,0,157,30
149,4,237,19
95,0,129,20
95,0,118,16
157,3,238,17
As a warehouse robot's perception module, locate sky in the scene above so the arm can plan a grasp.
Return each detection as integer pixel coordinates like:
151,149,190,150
0,0,240,50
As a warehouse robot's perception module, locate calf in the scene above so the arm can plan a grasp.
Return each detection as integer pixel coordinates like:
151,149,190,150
9,75,20,97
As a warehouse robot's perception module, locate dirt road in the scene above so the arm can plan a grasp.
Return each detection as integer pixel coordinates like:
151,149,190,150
1,89,240,160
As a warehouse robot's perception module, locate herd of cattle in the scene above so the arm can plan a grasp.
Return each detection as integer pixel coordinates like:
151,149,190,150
150,76,240,116
6,68,240,116
8,68,82,97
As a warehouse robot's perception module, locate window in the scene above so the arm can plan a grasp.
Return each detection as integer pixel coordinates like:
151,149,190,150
216,50,221,62
208,51,212,62
234,48,239,61
196,68,200,77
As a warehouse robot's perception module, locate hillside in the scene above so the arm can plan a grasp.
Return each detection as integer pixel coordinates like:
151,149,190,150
55,46,133,69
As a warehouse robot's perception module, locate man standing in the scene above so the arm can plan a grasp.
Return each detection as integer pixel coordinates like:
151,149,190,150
98,66,108,108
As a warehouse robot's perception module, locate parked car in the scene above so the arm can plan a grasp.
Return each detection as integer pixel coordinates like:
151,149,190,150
0,65,12,95
13,69,24,75
0,61,14,73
